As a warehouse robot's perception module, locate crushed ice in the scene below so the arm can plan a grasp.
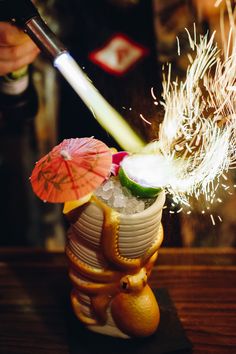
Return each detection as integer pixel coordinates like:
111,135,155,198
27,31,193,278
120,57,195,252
94,177,155,214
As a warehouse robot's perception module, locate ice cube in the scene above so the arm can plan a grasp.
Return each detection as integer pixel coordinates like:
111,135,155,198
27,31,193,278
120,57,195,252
102,179,114,191
95,176,156,214
113,195,126,208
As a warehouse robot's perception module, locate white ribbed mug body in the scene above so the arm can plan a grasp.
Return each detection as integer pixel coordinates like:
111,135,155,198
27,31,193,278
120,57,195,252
66,190,165,338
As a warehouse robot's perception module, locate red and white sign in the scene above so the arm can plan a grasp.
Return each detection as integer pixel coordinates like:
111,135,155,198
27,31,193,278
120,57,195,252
89,33,149,76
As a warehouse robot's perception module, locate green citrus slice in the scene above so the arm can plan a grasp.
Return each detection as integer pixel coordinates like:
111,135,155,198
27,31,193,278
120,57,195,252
119,154,165,198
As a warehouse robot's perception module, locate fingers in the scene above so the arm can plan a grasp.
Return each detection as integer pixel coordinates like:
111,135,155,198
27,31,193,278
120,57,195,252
0,22,40,76
0,22,30,46
0,47,39,76
0,39,40,61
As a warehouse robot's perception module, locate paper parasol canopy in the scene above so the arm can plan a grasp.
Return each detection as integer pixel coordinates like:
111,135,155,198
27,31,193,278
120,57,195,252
30,138,112,203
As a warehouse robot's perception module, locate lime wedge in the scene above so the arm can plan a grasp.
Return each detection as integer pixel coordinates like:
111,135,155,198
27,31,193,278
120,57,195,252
119,154,164,198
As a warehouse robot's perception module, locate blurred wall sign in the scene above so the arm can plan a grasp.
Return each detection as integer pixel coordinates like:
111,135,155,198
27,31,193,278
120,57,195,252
89,33,149,76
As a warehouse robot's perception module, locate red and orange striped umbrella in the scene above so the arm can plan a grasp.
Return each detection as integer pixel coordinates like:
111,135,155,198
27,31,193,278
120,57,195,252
30,138,112,203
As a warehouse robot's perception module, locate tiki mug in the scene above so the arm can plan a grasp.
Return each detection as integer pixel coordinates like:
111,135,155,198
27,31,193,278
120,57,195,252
65,190,165,338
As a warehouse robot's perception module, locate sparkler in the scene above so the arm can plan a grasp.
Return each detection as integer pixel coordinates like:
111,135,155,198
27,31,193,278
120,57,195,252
144,7,236,208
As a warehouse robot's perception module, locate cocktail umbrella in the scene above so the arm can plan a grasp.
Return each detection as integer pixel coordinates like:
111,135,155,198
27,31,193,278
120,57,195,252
30,138,112,203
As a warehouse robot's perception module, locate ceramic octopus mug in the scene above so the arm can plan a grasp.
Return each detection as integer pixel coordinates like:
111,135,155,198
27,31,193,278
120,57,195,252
65,186,165,338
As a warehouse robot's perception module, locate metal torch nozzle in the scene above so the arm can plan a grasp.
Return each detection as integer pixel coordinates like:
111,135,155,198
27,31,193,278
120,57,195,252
24,16,67,60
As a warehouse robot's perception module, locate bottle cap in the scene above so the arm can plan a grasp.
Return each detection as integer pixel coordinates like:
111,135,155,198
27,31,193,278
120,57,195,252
0,66,29,95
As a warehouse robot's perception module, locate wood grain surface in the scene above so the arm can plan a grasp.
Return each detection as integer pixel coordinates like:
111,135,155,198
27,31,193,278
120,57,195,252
0,248,236,354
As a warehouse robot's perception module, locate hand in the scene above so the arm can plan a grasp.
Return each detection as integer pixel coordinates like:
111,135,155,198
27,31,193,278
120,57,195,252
0,22,40,76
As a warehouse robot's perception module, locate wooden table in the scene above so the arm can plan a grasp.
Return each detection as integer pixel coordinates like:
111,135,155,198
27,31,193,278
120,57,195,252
0,248,236,354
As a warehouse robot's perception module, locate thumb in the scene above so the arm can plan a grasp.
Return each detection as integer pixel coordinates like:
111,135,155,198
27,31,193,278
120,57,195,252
0,22,30,46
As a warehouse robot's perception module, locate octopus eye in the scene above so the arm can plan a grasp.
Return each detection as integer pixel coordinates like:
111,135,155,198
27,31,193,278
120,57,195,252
122,281,128,290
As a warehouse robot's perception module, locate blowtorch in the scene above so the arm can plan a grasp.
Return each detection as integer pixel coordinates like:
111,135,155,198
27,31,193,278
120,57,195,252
0,0,145,152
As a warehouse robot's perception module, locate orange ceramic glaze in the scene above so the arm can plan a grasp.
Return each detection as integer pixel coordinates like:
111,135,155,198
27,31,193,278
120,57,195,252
66,190,165,337
111,284,160,337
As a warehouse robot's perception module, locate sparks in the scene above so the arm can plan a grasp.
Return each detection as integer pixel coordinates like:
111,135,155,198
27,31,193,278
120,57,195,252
140,113,152,125
210,214,216,226
218,215,223,222
176,36,181,56
123,4,235,213
138,4,236,210
146,14,236,206
151,87,157,101
176,207,183,213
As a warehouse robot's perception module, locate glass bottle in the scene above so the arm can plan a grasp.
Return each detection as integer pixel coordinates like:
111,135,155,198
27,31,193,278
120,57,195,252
0,66,41,246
